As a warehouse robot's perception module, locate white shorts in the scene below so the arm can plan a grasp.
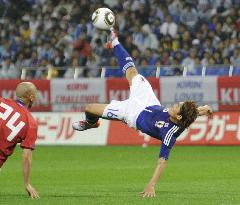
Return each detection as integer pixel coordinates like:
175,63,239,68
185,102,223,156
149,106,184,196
103,74,160,128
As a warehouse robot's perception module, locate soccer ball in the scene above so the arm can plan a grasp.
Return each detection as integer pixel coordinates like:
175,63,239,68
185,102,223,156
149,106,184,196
92,8,115,30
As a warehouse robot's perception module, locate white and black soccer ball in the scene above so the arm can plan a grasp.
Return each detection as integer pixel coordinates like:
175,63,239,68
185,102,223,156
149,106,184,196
91,8,115,30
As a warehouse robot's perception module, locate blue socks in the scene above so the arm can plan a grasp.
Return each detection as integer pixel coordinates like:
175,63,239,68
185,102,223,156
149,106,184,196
86,112,99,124
112,40,135,73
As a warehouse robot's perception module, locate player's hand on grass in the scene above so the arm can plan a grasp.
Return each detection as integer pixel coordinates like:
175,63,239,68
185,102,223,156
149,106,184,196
25,184,39,199
140,184,156,198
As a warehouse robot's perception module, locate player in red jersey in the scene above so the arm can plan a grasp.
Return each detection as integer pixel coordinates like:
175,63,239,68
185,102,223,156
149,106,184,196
0,82,39,199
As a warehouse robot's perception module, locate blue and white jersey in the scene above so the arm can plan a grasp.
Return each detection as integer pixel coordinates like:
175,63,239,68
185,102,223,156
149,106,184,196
102,75,183,160
136,105,183,160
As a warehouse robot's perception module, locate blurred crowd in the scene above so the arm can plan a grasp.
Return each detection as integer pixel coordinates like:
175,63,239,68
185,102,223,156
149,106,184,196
0,0,239,79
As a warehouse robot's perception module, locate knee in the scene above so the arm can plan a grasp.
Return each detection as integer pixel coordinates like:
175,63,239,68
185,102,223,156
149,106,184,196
126,67,138,85
126,67,138,77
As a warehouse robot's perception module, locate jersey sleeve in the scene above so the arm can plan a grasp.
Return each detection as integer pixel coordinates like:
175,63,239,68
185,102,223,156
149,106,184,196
159,136,176,160
20,115,38,150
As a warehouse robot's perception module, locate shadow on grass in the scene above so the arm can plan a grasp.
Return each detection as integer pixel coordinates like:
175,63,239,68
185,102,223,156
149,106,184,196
2,190,236,200
0,193,25,197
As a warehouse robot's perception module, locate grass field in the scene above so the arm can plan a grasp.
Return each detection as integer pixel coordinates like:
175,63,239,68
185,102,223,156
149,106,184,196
0,146,239,205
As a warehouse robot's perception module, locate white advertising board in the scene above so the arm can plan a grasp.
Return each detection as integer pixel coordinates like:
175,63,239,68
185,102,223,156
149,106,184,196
51,79,106,111
33,113,109,145
160,77,218,110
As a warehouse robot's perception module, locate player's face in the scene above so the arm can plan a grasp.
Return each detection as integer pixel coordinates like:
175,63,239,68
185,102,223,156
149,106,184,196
169,102,183,120
172,103,181,113
28,94,36,109
28,87,38,109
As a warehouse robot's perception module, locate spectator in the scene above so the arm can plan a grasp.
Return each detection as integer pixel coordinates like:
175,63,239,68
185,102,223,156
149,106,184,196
175,51,184,64
64,57,79,79
0,40,13,61
15,53,25,69
51,48,66,77
213,50,222,64
160,14,178,38
29,14,40,41
202,38,214,54
171,57,182,76
34,57,50,79
172,34,180,51
85,53,100,77
221,38,232,58
56,29,74,61
181,42,191,57
38,41,54,61
123,35,138,55
135,2,149,25
222,16,237,38
138,57,149,73
201,50,211,66
152,17,162,38
180,2,198,30
197,0,216,20
132,24,143,51
168,0,183,20
140,24,159,51
161,50,171,65
199,22,209,39
20,22,31,40
181,31,192,47
143,48,157,65
73,32,91,66
131,48,141,65
223,57,230,65
0,57,19,79
181,48,199,73
208,57,216,65
207,30,221,49
192,39,201,56
230,47,240,67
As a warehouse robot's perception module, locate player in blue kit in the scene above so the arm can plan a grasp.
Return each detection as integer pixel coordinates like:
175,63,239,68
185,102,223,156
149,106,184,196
72,30,213,197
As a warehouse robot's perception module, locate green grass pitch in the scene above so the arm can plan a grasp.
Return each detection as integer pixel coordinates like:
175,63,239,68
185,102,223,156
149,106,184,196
0,146,239,205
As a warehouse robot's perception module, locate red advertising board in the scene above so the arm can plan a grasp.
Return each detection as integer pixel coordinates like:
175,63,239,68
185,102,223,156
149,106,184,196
0,80,51,111
218,77,240,111
107,112,240,146
106,77,160,101
177,112,240,145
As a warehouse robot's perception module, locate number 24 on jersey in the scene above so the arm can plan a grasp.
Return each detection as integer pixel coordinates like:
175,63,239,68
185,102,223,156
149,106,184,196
0,102,25,141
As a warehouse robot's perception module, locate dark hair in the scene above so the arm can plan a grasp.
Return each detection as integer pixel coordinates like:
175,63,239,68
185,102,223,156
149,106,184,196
178,101,198,129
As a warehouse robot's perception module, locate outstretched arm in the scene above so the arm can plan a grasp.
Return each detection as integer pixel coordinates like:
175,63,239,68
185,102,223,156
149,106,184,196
197,105,213,117
141,143,171,197
140,157,167,197
22,149,39,199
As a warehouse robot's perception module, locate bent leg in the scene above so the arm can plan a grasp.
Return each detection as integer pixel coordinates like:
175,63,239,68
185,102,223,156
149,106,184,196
73,101,128,131
85,103,108,117
72,103,108,131
84,103,108,125
85,102,126,123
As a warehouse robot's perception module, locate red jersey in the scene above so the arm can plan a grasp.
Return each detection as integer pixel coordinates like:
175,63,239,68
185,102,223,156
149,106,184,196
0,98,38,167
